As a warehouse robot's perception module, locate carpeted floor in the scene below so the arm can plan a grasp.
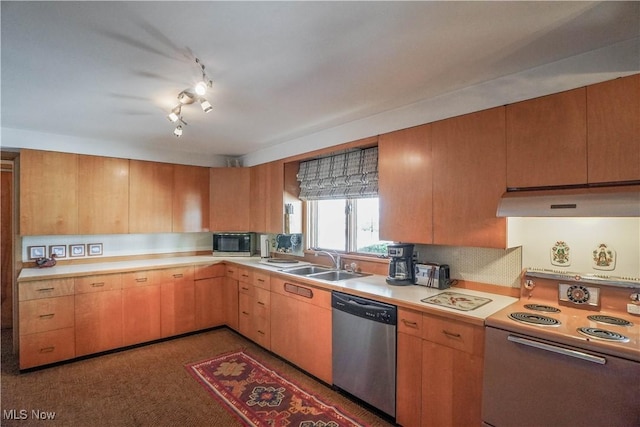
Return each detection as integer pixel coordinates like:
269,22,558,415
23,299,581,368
1,328,395,426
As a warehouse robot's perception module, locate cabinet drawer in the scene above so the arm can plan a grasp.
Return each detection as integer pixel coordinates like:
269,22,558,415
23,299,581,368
20,278,74,301
122,270,159,288
254,287,271,316
158,266,194,283
75,274,122,293
195,263,225,280
238,267,252,284
19,327,75,369
253,271,270,290
225,265,239,280
422,314,483,355
19,296,74,335
238,281,254,297
398,308,423,337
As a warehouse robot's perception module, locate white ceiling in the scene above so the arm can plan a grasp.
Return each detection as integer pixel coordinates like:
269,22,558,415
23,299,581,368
1,1,639,166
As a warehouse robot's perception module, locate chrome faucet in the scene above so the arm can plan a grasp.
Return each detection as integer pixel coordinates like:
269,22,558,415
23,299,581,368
313,249,341,270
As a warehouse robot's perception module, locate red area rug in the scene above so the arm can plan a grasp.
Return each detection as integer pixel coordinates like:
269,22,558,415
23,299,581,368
186,351,365,427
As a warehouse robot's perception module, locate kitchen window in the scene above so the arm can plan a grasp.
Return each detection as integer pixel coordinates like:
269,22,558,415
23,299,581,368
308,197,389,255
298,146,388,255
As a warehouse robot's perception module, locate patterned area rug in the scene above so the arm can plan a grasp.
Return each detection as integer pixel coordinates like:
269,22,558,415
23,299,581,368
186,351,365,427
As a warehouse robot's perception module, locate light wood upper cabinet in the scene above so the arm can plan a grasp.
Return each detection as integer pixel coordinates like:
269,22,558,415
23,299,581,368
432,107,507,248
173,164,210,232
506,88,587,188
20,149,78,235
129,160,173,233
78,155,129,234
250,161,284,233
210,167,250,231
587,74,640,183
379,124,433,244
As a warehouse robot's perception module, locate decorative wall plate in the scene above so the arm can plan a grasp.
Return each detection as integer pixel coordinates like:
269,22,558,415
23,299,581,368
550,241,570,266
592,243,615,271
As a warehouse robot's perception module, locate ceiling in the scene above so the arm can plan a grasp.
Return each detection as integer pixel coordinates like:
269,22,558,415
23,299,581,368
1,1,639,165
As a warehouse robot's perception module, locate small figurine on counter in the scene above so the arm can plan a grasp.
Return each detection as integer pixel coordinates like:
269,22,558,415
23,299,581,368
35,253,57,268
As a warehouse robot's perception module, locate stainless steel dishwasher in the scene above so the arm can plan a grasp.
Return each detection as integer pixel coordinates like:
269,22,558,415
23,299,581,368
332,291,397,418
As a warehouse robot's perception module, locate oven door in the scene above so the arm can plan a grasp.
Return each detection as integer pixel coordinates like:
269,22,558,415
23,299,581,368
482,326,640,427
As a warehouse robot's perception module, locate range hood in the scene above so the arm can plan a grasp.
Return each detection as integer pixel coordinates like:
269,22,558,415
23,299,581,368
496,185,640,217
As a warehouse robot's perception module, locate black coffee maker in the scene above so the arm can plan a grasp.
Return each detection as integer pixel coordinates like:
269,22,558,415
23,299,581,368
386,243,416,286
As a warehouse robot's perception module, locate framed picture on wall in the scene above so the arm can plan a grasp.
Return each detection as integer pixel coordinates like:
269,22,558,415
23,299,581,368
49,245,66,258
69,244,85,257
27,245,46,260
88,243,103,256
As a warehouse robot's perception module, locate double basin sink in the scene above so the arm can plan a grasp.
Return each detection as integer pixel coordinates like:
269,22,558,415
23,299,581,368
280,265,369,282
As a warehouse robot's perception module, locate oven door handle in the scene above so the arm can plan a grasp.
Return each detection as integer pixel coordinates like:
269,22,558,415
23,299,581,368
507,335,607,365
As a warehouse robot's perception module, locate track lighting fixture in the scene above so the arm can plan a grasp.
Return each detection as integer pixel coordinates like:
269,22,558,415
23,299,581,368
166,57,214,138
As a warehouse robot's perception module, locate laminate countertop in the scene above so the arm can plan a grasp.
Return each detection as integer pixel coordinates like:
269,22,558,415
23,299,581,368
18,255,518,325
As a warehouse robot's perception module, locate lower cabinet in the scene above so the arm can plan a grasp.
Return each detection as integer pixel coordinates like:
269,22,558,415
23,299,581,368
18,278,76,369
238,268,271,349
159,266,196,337
223,266,239,331
270,277,332,384
396,309,485,427
194,264,226,330
74,274,123,357
122,270,161,346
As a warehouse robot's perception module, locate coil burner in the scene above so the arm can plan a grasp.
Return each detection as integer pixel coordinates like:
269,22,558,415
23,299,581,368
587,314,633,327
577,327,630,342
508,312,561,327
523,304,561,313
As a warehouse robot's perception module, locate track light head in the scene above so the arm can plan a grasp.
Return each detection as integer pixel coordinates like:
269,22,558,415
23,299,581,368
200,98,212,113
174,125,183,138
167,106,181,122
194,81,207,96
177,90,195,105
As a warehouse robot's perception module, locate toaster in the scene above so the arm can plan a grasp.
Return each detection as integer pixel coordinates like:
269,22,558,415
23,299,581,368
416,263,451,289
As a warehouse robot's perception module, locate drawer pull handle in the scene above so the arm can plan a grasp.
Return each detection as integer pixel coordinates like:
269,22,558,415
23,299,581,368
257,278,265,282
135,278,148,283
402,319,419,328
241,286,250,291
39,347,55,353
173,274,183,278
242,311,250,315
241,274,249,278
257,301,265,306
37,287,55,292
91,282,105,287
442,330,461,338
39,313,55,319
257,330,265,335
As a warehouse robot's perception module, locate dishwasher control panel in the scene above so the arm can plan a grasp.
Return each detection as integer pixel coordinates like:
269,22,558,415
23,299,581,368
331,291,397,325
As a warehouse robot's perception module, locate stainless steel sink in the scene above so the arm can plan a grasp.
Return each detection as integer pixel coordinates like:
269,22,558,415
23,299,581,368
280,265,333,276
308,270,370,281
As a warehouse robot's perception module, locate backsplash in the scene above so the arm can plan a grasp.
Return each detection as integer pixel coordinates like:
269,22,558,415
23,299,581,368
414,245,522,288
508,217,640,279
22,232,212,261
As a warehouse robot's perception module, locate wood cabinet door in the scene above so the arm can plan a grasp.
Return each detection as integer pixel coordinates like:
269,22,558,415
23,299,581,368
159,267,195,337
195,277,224,330
249,163,268,232
78,154,129,234
20,149,78,235
129,159,173,233
270,291,298,362
75,289,123,356
506,88,587,188
210,167,250,231
587,74,640,183
266,160,284,234
297,301,332,384
222,276,239,331
173,164,210,232
397,332,422,427
122,271,161,346
432,107,507,248
421,340,484,427
379,124,433,244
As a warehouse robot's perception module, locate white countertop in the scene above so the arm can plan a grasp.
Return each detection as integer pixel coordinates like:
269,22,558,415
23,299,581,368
18,255,517,322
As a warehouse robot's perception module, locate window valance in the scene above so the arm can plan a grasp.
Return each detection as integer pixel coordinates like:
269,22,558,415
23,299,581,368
297,147,378,200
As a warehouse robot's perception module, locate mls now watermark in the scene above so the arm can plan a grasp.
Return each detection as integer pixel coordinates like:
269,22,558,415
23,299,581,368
3,409,57,421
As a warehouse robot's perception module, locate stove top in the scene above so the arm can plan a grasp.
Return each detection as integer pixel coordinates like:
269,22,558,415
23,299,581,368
486,270,640,362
